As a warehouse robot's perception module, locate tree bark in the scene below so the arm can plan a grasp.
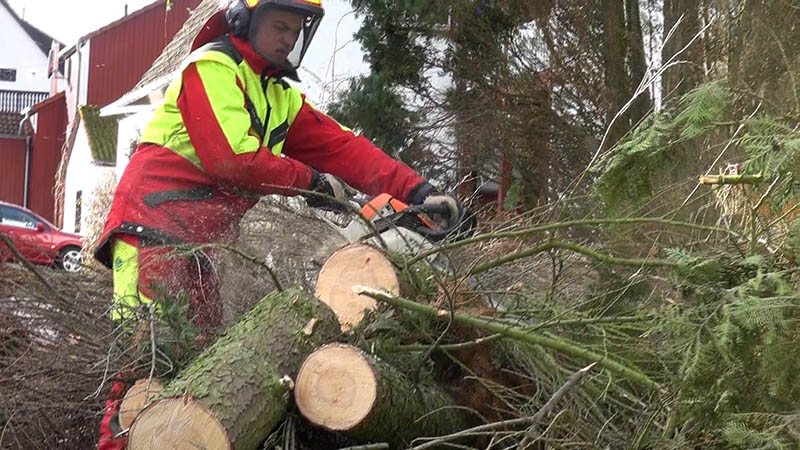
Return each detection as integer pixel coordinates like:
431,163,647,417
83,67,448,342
662,0,703,99
625,0,652,121
127,289,341,450
601,0,632,148
294,343,469,448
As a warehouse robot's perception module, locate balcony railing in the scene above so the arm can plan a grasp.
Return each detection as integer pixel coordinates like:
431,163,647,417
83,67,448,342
0,90,49,113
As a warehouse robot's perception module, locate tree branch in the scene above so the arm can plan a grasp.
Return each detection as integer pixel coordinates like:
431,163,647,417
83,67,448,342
467,240,678,276
356,287,660,391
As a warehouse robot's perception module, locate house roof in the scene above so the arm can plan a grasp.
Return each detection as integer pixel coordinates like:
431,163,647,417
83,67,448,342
29,91,66,114
0,112,23,135
79,104,117,164
0,0,61,56
135,0,218,89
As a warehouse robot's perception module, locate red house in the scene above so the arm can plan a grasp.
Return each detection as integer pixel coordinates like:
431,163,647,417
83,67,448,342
49,0,203,230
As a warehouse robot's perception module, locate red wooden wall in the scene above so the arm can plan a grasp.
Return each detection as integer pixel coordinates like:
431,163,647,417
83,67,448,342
0,136,27,206
27,94,67,223
86,0,203,107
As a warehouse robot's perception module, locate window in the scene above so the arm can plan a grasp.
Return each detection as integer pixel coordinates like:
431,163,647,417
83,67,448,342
0,68,16,82
75,191,82,233
0,205,39,230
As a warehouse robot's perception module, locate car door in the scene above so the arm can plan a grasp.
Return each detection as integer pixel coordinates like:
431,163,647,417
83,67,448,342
0,205,53,265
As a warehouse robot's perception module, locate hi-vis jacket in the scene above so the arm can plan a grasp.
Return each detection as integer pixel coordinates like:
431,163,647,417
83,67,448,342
95,35,425,267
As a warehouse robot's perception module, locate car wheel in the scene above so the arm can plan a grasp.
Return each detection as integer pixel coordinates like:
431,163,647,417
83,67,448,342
58,246,84,273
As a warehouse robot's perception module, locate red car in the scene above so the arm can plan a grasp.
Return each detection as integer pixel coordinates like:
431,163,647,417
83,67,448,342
0,201,84,272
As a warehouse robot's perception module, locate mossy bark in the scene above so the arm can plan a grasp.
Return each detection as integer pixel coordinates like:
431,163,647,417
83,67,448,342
128,289,341,450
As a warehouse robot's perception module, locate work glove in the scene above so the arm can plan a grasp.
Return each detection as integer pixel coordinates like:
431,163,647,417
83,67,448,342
423,194,461,230
306,170,348,212
408,181,466,231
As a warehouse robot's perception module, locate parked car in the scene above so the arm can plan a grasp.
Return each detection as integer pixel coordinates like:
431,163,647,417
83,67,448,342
0,201,84,272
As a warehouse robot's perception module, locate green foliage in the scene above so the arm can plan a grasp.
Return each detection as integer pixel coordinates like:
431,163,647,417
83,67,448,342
723,420,792,450
593,83,732,214
326,74,421,166
592,80,800,221
666,248,763,289
593,109,676,214
673,82,730,139
349,0,448,87
787,220,800,261
655,248,800,447
503,180,523,210
737,116,800,209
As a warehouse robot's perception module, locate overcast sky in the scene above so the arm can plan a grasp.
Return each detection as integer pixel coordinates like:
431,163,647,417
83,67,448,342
7,0,155,44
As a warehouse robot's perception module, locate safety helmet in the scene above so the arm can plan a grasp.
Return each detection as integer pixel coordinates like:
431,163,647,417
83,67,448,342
224,0,324,70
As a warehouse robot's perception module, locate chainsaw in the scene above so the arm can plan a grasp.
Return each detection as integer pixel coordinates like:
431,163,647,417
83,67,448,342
313,189,506,310
322,192,476,257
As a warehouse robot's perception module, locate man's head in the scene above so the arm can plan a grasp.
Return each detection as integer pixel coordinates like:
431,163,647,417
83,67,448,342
250,8,304,64
225,0,324,70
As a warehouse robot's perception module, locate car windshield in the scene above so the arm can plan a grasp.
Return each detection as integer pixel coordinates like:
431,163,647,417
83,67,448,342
0,205,41,230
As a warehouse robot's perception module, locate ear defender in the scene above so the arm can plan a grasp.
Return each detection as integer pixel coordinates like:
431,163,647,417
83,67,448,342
225,0,253,37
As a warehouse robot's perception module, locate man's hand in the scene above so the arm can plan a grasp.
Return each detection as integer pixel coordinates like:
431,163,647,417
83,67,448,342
306,170,348,212
423,194,461,230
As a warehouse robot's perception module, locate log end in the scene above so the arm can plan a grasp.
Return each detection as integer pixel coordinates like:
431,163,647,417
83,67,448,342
127,396,231,450
119,378,164,430
315,244,400,331
294,343,377,431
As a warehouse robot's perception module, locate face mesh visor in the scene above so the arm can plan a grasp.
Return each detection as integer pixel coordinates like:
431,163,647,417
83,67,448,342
286,14,320,69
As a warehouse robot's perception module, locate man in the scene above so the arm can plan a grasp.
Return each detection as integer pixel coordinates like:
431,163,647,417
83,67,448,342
95,0,464,447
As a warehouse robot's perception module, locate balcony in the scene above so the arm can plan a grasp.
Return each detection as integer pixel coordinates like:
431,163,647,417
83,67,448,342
0,90,49,114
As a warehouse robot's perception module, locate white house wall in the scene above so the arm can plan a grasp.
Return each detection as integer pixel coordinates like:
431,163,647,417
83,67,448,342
115,110,152,178
0,5,50,92
62,40,90,122
63,123,115,235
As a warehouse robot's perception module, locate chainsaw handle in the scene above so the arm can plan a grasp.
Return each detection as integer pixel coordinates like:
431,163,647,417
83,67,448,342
406,203,451,217
406,204,477,242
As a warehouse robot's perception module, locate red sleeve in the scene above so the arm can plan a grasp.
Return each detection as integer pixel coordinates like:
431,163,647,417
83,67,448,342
282,100,426,202
177,63,313,196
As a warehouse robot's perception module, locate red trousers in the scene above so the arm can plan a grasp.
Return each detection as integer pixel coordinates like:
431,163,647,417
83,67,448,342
98,235,222,449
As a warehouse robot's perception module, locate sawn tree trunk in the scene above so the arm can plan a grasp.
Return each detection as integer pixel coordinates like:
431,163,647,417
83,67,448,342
294,343,469,448
127,289,341,450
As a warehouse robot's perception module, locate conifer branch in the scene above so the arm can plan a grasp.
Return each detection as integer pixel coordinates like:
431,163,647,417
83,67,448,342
407,218,738,266
467,241,678,276
356,287,661,391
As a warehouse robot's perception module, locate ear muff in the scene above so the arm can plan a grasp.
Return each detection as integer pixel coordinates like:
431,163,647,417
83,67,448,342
225,0,252,38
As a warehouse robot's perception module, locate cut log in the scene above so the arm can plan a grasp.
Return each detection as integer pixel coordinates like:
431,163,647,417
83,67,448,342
295,343,469,448
119,378,163,429
315,244,400,331
127,289,341,450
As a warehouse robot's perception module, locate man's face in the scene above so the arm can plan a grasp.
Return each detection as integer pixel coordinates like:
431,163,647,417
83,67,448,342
251,8,304,64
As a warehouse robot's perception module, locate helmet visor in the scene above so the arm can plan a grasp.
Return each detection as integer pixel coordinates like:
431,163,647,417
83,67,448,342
249,4,322,70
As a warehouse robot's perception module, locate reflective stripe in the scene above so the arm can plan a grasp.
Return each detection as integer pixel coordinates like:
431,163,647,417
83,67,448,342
111,239,152,323
267,119,289,149
142,187,214,208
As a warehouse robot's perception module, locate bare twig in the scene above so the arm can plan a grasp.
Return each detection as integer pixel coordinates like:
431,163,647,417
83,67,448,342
0,232,64,301
516,363,597,449
338,444,390,450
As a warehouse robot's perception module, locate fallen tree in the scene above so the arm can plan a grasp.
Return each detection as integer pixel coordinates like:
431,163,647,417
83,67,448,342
127,289,341,450
294,343,469,447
